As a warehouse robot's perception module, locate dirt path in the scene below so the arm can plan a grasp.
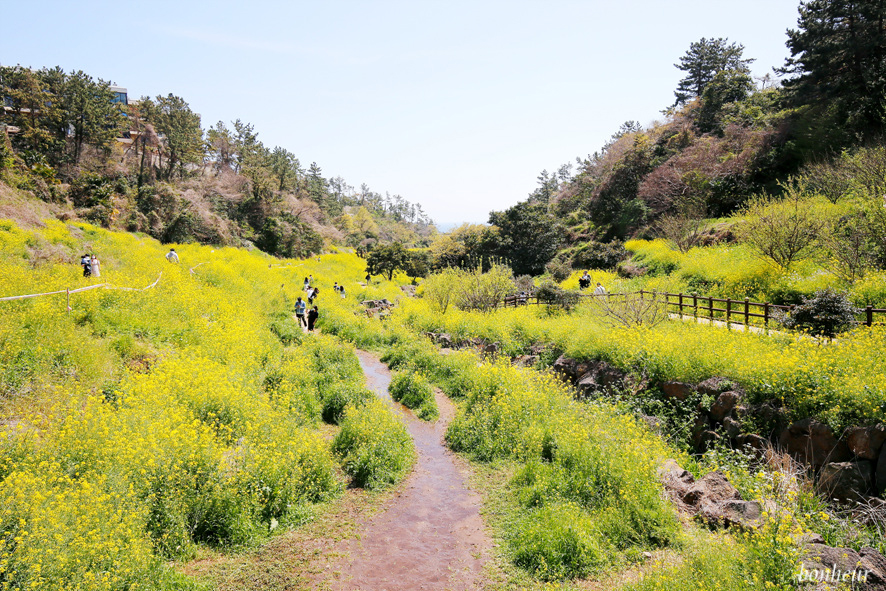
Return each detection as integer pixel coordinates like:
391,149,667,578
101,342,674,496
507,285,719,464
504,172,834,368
322,350,491,591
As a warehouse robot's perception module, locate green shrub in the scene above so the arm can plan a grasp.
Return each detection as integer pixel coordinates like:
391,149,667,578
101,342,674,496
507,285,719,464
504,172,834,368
331,399,413,489
319,381,373,424
511,503,610,580
389,370,439,421
777,288,859,338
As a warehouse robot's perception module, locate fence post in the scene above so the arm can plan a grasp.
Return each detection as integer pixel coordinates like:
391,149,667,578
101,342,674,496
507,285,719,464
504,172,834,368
867,305,873,327
764,302,770,333
726,297,732,329
744,298,750,328
679,292,684,317
66,288,70,314
693,293,698,322
708,296,714,323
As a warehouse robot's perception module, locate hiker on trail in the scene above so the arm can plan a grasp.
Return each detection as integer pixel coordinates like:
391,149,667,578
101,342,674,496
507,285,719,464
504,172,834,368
303,277,310,291
365,273,371,284
339,284,346,299
294,297,307,327
307,306,319,332
594,282,606,295
309,274,314,284
90,255,101,278
579,271,591,290
308,287,319,305
81,254,91,277
166,248,179,263
333,281,339,292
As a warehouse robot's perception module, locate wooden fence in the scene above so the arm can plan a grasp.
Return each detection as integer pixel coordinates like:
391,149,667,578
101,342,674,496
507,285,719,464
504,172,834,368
501,290,886,328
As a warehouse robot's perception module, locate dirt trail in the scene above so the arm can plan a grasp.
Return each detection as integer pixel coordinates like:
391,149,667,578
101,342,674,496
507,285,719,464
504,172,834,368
323,350,491,590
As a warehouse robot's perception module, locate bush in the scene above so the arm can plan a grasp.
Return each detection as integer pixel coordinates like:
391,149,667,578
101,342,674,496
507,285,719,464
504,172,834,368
331,399,413,489
511,504,609,580
535,282,580,311
319,381,373,424
572,240,629,269
544,257,572,282
389,370,439,421
777,288,859,338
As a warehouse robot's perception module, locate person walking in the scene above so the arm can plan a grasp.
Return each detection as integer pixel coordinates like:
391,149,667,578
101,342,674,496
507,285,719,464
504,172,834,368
339,284,346,299
166,248,180,263
303,277,310,291
308,287,319,305
90,254,101,278
81,254,92,277
307,306,319,332
294,296,307,328
594,282,606,295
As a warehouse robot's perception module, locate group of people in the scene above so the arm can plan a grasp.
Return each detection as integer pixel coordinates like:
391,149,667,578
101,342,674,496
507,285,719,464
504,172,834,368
332,281,346,298
578,271,606,295
294,296,319,331
80,254,100,278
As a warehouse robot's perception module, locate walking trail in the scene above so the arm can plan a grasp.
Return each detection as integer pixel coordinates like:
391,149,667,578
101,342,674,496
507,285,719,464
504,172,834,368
323,350,491,590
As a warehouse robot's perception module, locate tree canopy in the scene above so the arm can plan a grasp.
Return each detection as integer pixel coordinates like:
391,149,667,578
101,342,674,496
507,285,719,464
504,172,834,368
674,37,754,106
781,0,886,137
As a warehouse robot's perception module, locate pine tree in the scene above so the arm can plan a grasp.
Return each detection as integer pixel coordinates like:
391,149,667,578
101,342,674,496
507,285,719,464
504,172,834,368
781,0,886,136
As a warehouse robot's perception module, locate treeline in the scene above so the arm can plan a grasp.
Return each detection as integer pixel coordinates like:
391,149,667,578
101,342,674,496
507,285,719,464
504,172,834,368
0,65,435,257
463,0,886,278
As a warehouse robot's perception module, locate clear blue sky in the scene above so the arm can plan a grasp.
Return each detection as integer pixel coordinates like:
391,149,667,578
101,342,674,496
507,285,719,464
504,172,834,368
2,0,801,226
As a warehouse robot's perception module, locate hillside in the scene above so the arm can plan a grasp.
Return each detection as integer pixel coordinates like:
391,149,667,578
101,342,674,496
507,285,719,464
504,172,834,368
0,65,435,259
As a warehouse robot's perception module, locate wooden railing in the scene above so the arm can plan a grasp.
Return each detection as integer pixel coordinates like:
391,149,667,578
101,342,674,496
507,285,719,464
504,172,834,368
501,290,886,328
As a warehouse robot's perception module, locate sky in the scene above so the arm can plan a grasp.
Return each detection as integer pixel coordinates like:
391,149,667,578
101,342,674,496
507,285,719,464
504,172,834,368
2,0,802,227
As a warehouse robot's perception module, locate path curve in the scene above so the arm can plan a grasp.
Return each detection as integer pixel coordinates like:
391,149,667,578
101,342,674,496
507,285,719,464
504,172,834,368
325,350,491,590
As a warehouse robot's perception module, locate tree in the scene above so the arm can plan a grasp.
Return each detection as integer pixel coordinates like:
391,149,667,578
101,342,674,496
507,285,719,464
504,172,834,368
488,201,562,276
366,242,410,280
269,147,300,193
656,197,708,252
0,66,60,159
736,189,827,270
696,69,755,133
150,94,203,180
781,0,886,137
674,37,754,106
59,71,124,164
405,250,431,281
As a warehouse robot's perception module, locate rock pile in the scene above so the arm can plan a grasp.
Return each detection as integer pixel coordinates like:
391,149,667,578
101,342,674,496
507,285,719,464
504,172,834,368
551,355,886,502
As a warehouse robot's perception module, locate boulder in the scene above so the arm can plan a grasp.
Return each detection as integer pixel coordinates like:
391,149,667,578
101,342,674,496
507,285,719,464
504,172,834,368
818,461,874,502
511,355,538,368
735,433,769,452
658,459,696,511
801,544,886,590
682,471,741,508
779,418,852,467
573,361,626,397
436,333,453,348
723,416,742,439
846,425,886,461
695,430,721,452
876,445,886,496
696,376,736,396
860,547,886,589
661,381,693,401
552,356,595,384
697,499,763,529
710,391,743,422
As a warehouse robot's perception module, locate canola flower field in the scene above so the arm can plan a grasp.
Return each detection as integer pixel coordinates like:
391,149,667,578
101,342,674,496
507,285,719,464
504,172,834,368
392,294,886,431
0,219,875,590
0,220,410,590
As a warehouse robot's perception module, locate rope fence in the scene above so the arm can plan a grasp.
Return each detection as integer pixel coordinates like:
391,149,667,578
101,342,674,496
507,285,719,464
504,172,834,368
0,273,163,313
